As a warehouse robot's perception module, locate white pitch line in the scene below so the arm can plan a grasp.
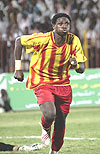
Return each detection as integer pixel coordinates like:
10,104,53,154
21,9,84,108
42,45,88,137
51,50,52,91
0,136,100,141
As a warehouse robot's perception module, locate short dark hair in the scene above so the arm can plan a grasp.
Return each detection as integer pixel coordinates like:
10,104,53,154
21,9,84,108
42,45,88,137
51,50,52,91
51,13,71,25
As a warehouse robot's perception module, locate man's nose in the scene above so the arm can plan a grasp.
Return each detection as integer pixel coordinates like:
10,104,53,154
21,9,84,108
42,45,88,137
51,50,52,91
62,24,67,28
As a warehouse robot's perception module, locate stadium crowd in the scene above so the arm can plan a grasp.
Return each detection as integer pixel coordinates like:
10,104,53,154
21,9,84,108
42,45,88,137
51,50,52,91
0,0,100,72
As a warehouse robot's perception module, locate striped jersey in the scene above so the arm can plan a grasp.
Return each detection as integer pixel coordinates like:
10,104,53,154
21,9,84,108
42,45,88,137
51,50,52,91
21,31,87,89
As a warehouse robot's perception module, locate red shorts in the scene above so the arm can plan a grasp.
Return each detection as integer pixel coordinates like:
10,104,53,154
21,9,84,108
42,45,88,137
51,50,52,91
34,85,72,114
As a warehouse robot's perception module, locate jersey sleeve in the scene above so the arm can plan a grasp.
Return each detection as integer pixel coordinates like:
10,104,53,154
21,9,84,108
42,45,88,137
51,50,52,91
72,36,87,63
20,33,45,53
21,33,42,46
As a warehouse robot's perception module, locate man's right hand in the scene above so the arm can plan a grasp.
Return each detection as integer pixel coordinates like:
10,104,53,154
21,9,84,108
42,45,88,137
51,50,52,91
14,70,24,82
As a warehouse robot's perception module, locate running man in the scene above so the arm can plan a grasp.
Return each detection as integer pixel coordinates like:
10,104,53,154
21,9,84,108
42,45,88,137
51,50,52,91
14,13,87,154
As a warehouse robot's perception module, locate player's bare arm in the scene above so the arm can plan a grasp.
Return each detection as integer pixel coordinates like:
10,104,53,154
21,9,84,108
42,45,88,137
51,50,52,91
14,37,24,82
75,62,85,73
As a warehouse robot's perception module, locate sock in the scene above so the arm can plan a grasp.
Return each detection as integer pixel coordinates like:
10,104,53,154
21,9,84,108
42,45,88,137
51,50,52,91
51,128,65,151
41,115,53,129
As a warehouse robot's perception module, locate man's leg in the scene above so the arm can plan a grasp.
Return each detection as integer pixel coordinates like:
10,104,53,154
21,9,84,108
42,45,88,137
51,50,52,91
51,111,68,152
0,142,19,151
40,101,56,126
39,101,56,146
49,85,72,153
34,85,56,146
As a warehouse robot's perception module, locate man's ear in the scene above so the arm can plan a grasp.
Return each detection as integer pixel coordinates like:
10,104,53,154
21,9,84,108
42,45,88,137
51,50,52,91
68,24,71,31
52,24,56,30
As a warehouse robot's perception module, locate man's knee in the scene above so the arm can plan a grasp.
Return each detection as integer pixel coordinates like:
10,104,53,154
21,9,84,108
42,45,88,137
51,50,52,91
40,101,56,122
44,109,56,122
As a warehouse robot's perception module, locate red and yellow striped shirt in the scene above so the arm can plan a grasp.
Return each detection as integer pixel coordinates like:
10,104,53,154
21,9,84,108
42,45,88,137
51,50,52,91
21,31,87,89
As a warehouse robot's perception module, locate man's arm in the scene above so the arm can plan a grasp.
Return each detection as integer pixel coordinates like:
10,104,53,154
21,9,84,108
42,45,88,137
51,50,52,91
14,37,23,60
14,37,24,82
75,62,85,73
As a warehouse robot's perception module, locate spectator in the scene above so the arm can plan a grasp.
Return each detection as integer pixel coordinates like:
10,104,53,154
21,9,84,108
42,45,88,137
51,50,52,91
11,23,23,38
2,24,22,72
76,8,89,42
1,25,14,72
86,10,99,68
0,0,9,34
17,12,33,33
0,89,13,112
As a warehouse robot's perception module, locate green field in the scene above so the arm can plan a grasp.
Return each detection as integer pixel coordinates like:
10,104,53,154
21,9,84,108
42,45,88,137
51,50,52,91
0,107,100,154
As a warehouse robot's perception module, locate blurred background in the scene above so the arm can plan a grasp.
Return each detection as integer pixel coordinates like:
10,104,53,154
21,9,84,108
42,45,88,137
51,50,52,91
0,0,100,112
0,0,100,72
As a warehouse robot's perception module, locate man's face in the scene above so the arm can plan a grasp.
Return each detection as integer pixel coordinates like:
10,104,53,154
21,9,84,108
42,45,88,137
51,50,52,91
53,17,70,36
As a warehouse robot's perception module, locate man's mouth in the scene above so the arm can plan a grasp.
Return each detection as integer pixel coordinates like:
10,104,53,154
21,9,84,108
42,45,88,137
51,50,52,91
62,29,67,33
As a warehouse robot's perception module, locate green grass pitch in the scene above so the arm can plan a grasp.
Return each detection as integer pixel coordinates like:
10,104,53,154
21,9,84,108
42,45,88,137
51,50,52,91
0,107,100,154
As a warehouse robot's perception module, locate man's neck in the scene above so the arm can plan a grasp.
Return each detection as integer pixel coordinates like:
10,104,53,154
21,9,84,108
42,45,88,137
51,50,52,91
53,32,67,46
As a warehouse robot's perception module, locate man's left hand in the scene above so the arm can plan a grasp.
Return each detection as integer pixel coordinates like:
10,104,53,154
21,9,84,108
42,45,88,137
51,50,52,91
69,56,77,68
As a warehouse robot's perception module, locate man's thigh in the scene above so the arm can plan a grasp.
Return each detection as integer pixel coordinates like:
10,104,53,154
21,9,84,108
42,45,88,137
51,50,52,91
34,85,54,105
54,85,72,114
